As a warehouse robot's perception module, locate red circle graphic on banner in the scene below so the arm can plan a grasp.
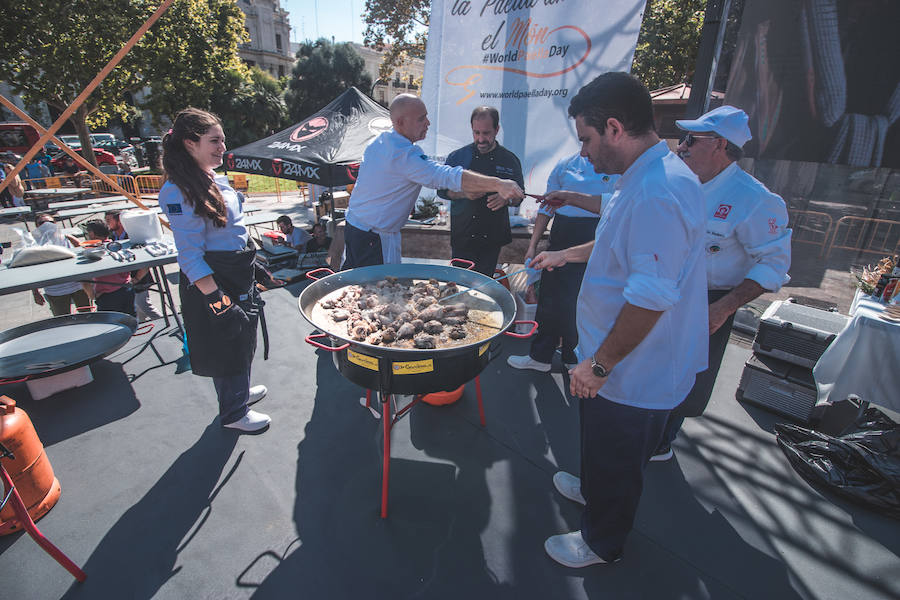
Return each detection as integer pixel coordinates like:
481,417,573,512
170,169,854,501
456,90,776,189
290,117,329,142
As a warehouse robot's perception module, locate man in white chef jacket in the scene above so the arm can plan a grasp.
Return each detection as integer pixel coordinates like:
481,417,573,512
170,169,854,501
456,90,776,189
530,72,709,568
342,94,524,268
648,106,791,461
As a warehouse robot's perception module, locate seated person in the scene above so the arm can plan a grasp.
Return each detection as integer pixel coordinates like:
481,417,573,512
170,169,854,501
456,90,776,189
30,214,92,316
59,157,80,175
276,215,311,250
105,209,163,321
82,219,137,316
305,222,332,253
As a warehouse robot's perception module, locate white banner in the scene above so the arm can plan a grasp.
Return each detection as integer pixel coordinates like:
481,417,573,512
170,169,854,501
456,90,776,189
422,0,647,201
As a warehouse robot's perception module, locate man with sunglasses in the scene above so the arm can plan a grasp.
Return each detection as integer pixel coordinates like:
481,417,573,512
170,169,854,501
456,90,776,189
650,106,792,461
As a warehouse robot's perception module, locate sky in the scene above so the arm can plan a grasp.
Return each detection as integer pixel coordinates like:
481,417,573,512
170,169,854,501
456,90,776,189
280,0,368,45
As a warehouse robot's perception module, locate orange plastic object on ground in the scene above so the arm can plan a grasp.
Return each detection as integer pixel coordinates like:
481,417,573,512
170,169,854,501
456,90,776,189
421,385,465,406
494,269,512,290
0,395,61,535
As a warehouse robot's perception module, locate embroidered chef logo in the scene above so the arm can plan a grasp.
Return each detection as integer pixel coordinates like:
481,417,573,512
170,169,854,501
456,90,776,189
768,218,778,234
714,204,731,219
289,116,328,142
346,163,360,181
271,159,282,176
225,153,235,170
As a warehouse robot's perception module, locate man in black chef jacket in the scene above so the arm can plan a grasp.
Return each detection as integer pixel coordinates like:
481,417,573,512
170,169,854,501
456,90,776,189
438,106,525,276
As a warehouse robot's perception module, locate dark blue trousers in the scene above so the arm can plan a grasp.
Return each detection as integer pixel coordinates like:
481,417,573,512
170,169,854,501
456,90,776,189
580,395,669,560
659,289,737,449
213,370,251,425
341,222,383,270
530,215,599,364
96,285,136,316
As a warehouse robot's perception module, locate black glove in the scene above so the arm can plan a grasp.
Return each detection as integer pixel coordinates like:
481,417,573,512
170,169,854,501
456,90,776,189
204,288,249,340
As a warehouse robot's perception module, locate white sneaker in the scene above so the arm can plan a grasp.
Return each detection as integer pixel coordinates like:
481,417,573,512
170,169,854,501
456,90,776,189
544,531,621,568
223,410,271,432
507,355,551,372
248,385,267,406
553,471,585,506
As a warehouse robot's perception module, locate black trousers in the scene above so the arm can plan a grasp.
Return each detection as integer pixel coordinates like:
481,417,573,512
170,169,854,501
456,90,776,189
450,243,501,277
530,214,600,363
580,395,670,560
96,286,135,316
342,222,383,270
659,289,737,447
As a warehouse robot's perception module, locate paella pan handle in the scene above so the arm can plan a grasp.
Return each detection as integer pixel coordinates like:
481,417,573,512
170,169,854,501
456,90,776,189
449,258,475,270
306,267,335,281
304,332,350,352
132,323,154,337
503,320,538,338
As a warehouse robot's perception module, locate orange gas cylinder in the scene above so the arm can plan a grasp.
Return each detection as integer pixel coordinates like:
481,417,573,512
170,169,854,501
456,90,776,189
0,395,61,536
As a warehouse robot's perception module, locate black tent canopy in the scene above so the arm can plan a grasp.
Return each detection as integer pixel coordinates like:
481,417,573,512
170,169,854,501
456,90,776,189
224,87,391,188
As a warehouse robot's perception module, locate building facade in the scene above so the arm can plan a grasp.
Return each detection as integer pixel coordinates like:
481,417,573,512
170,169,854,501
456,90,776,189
349,43,424,106
236,0,294,79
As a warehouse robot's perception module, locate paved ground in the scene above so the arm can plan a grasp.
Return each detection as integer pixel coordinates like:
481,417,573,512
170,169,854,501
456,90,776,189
1,192,897,599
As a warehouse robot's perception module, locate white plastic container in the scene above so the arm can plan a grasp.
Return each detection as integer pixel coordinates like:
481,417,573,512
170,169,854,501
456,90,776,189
120,209,163,244
26,366,94,401
514,291,538,334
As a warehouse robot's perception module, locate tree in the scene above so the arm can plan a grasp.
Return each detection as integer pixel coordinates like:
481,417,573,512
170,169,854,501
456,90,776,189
0,0,249,166
631,0,706,91
362,0,429,80
285,39,372,122
213,68,289,148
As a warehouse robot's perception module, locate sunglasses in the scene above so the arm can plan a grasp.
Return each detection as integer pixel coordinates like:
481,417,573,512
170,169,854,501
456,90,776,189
679,133,720,147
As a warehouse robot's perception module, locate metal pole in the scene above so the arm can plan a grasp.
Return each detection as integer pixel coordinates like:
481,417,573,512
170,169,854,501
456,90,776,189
685,0,733,119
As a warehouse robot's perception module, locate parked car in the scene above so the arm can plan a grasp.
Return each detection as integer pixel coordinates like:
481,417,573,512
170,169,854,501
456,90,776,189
57,134,82,149
95,139,134,154
50,148,117,171
0,150,23,164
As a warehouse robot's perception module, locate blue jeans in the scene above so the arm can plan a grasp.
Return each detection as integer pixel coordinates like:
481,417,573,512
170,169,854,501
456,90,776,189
213,371,250,425
580,395,669,560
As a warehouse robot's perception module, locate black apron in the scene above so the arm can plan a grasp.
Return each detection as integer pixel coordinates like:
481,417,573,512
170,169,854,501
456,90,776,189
179,247,261,378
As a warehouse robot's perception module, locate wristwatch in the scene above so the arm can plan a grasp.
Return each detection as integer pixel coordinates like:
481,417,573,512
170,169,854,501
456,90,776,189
590,357,611,378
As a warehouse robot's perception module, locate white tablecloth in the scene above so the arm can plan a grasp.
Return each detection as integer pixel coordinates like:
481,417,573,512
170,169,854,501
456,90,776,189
813,290,900,411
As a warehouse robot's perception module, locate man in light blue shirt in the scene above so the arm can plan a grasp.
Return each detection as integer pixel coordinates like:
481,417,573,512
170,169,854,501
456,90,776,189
343,94,524,268
531,72,708,568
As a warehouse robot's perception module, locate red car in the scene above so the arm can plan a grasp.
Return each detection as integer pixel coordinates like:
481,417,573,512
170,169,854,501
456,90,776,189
50,148,118,171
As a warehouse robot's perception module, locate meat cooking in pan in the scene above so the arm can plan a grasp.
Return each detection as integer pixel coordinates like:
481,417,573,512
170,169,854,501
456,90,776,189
313,277,501,349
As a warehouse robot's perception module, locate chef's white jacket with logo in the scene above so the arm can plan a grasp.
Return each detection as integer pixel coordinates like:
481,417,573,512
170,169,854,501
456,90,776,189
702,162,791,291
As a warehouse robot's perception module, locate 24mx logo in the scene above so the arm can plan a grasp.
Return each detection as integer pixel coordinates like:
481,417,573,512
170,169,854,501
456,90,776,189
282,160,320,180
233,157,262,171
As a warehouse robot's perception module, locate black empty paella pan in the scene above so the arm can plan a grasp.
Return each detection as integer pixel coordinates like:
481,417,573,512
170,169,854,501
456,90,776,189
298,263,535,395
0,312,141,381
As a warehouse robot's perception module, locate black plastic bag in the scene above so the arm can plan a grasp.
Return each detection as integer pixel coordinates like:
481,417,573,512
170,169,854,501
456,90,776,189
775,407,900,519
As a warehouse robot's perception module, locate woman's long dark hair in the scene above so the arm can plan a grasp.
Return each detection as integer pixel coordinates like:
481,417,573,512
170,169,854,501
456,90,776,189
162,108,227,227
